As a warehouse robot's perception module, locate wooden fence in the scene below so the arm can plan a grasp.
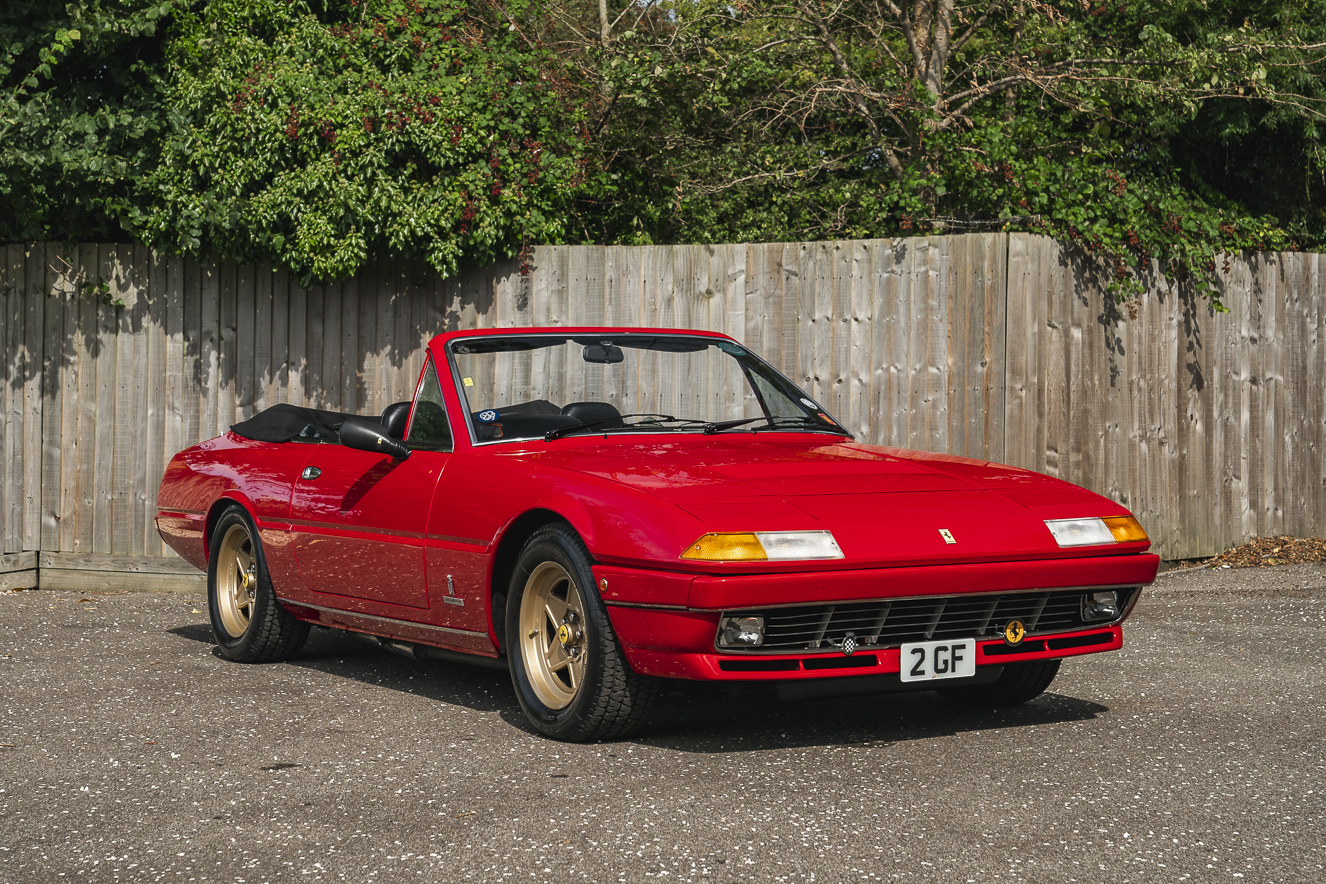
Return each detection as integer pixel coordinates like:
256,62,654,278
1,234,1322,587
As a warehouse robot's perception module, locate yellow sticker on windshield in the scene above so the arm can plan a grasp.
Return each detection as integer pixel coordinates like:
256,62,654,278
462,377,474,387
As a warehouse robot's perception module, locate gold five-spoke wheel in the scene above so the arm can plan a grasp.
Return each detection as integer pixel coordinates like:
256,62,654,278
215,522,258,638
518,561,588,709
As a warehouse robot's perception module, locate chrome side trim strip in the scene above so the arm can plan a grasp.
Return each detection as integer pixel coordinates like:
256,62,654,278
276,599,487,637
602,600,690,611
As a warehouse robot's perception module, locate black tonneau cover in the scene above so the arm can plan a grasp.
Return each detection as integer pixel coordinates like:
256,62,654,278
230,404,367,443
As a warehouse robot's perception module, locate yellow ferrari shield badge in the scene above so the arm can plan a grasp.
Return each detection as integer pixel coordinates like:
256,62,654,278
1003,619,1026,645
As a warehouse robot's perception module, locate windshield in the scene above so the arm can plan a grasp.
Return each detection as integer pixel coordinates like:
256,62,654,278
446,333,849,444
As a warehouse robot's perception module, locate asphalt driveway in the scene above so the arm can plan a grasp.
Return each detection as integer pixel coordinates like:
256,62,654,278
1,564,1322,883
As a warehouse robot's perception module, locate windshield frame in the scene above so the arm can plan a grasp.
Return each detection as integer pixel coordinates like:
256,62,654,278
441,331,851,447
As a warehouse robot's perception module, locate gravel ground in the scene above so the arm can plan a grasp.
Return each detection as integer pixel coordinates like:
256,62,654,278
1,564,1323,883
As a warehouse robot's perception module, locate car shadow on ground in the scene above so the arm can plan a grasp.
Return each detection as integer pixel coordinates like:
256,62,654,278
625,682,1109,753
170,623,1109,749
170,622,514,714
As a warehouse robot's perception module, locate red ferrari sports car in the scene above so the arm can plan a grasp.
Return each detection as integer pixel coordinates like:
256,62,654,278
156,327,1158,740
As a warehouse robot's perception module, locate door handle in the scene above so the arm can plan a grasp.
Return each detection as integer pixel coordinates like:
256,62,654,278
301,466,322,480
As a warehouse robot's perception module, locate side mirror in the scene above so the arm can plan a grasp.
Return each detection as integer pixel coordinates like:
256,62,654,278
340,416,411,460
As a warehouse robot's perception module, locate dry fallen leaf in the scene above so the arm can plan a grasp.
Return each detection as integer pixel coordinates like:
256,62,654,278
1174,535,1326,570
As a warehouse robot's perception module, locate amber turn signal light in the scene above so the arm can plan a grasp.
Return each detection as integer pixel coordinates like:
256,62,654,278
682,533,768,561
1103,515,1149,544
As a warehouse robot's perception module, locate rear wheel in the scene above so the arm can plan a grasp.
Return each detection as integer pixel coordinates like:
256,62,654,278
208,507,309,663
506,524,655,741
938,659,1061,706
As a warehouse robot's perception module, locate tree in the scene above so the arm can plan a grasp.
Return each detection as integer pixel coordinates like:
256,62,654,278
141,0,589,283
556,0,1326,305
0,0,174,243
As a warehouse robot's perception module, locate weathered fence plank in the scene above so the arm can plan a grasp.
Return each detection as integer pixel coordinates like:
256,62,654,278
3,235,1326,566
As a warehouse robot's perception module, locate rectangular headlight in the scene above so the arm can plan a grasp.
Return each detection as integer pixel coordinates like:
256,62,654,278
1045,518,1116,547
682,530,843,561
756,531,843,560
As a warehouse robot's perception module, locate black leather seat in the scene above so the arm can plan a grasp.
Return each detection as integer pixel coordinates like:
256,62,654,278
380,401,412,439
560,401,624,429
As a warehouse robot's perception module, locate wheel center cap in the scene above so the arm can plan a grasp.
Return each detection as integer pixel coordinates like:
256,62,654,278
557,623,572,646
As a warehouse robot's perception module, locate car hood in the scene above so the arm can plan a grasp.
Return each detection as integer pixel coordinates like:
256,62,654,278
524,436,1132,567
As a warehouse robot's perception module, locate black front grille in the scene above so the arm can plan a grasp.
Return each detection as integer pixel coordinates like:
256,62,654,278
722,587,1137,654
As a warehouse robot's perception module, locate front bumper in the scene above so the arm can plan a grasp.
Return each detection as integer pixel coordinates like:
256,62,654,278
606,607,1123,681
596,553,1156,682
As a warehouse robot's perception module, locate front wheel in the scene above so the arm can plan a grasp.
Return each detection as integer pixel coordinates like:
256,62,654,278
937,659,1061,706
506,524,655,741
208,507,309,663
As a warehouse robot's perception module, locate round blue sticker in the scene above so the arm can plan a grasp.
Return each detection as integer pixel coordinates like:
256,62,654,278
478,410,498,422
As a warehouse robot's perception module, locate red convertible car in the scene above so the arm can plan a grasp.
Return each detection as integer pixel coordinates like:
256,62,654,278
156,327,1158,741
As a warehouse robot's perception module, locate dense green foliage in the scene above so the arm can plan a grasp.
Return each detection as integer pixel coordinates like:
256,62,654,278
0,1,173,243
3,0,1326,299
144,0,586,281
554,0,1326,302
3,0,586,282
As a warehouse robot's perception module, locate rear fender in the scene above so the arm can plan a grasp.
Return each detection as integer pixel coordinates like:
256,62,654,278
204,492,259,561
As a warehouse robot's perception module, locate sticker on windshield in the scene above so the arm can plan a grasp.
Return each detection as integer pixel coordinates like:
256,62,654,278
462,377,474,387
478,410,498,422
800,398,817,408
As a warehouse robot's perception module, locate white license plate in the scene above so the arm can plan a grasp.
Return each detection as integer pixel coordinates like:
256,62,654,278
899,638,977,682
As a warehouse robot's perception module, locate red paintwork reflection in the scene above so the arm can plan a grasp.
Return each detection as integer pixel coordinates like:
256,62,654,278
289,446,445,609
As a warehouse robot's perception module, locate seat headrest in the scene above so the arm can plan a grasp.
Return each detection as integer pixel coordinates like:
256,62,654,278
560,401,624,429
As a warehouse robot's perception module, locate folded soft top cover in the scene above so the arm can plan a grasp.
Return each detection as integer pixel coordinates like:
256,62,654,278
230,404,366,443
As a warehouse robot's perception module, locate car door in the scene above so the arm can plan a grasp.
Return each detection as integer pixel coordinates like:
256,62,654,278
289,366,451,610
289,447,444,609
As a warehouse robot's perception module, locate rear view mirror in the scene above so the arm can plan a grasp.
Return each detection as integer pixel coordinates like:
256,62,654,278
340,417,411,460
582,343,624,364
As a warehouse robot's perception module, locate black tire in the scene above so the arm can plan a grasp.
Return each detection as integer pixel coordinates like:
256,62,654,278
207,507,309,663
938,659,1061,706
506,523,655,741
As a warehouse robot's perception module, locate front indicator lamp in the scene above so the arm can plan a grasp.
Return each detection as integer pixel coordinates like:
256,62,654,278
1045,516,1149,548
1103,515,1149,544
718,616,765,648
681,530,844,562
1082,590,1120,621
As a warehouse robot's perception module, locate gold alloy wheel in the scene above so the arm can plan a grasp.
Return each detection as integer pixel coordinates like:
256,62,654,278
518,561,588,709
216,522,258,638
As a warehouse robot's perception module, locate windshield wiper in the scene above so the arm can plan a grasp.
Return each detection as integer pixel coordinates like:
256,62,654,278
753,416,853,436
545,413,697,441
702,417,765,434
